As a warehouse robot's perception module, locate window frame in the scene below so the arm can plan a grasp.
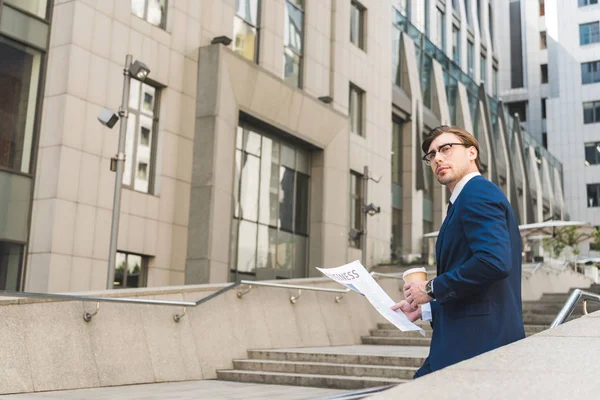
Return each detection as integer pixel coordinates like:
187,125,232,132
123,78,161,194
349,171,363,249
583,100,600,124
350,0,366,50
283,0,305,88
541,97,547,119
349,83,365,137
579,0,599,6
579,21,600,46
541,63,548,84
585,142,600,166
587,183,600,208
582,60,600,85
540,31,547,49
114,251,149,289
539,0,545,16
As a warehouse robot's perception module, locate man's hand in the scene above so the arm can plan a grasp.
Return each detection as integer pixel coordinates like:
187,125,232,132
390,300,422,322
403,281,433,309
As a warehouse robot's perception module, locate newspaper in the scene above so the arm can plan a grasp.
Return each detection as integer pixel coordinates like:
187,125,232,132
317,260,425,337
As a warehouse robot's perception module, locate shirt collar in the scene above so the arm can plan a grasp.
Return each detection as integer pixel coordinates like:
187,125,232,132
449,172,481,204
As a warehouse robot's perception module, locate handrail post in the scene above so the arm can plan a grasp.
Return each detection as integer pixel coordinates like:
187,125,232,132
551,289,582,328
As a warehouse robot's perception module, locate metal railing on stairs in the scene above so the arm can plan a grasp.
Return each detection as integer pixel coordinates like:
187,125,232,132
551,289,600,328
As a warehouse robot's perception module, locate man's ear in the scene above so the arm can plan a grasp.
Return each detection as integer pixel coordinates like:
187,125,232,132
469,146,477,161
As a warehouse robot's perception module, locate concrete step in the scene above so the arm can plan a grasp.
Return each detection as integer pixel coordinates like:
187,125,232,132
369,329,428,338
523,324,550,334
377,322,431,331
361,336,431,346
216,370,408,390
246,349,426,368
232,359,418,380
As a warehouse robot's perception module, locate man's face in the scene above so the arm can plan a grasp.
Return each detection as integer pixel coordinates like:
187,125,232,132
426,132,477,190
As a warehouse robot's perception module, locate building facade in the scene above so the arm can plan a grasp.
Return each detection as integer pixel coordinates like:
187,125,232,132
1,0,565,293
499,0,599,232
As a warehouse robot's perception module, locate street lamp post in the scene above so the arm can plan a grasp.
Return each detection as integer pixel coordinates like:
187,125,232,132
99,54,150,289
360,165,381,269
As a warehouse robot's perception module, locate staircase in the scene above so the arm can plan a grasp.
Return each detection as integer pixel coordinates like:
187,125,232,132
217,284,600,392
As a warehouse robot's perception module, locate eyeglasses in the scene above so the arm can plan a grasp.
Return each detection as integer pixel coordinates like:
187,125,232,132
422,143,469,165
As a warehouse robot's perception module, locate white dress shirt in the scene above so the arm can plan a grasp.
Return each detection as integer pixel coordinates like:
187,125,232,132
421,172,481,321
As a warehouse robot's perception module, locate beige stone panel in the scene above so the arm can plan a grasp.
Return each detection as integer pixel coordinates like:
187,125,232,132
170,270,185,285
117,212,129,249
154,222,173,269
131,14,152,37
170,8,187,55
51,199,76,255
95,0,114,17
91,10,112,59
112,0,132,26
158,176,176,223
70,256,93,291
97,158,114,210
90,259,108,289
249,72,283,123
110,21,130,65
142,36,159,83
144,218,158,255
154,43,171,85
196,47,220,117
57,146,82,202
322,168,349,227
257,286,303,348
321,223,348,270
317,289,356,345
49,2,75,48
93,207,112,259
104,61,124,120
208,188,232,265
0,306,34,393
128,28,144,61
159,131,179,179
73,203,97,258
28,200,48,254
120,187,131,215
39,95,66,148
179,94,196,141
163,88,183,135
67,45,91,100
147,266,170,287
173,181,191,227
183,57,198,99
138,294,203,382
176,136,194,183
185,17,202,62
151,25,171,47
259,27,275,74
127,215,145,254
77,152,101,207
323,129,350,170
185,289,238,378
88,303,155,386
20,301,99,391
185,258,209,283
289,289,331,346
130,191,148,217
171,224,188,272
190,117,216,187
71,2,95,50
24,253,51,292
35,146,60,200
62,95,86,150
147,194,159,219
47,253,72,293
222,54,258,110
211,117,236,193
45,45,70,97
169,51,185,93
83,102,104,155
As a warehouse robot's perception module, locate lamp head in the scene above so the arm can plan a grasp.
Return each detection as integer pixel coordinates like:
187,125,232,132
98,108,119,129
129,60,150,81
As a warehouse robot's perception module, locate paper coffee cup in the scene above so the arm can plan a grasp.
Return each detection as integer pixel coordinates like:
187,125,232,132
402,267,427,283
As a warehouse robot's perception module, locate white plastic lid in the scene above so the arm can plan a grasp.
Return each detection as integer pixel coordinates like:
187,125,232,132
402,267,427,280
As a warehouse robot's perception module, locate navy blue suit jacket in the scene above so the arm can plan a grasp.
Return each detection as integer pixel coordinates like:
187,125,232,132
418,176,525,376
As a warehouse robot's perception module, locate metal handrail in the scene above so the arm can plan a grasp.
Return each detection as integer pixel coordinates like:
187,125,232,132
0,282,240,323
550,289,600,328
237,280,351,303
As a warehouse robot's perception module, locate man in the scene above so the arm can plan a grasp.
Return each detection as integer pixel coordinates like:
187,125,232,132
392,125,525,378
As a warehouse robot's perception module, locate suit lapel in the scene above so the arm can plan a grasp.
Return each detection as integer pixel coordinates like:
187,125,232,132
436,203,456,275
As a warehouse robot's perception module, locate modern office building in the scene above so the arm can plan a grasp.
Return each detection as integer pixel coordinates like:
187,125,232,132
1,0,565,293
498,0,600,234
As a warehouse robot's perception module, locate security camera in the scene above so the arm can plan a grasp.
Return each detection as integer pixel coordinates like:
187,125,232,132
348,228,364,241
98,108,119,129
363,203,381,216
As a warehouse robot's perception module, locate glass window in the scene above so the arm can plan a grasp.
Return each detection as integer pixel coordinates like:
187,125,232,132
582,60,600,85
350,172,363,249
488,4,494,47
393,0,408,15
233,0,260,62
540,31,547,49
452,25,460,63
480,54,487,86
580,0,599,6
493,66,498,96
0,242,23,290
0,37,42,174
349,84,365,136
463,0,472,26
585,142,600,166
507,101,527,122
587,183,600,208
391,119,403,260
392,22,403,86
541,97,547,119
421,55,433,108
476,0,482,32
232,124,311,280
583,101,600,124
541,64,548,84
114,251,148,289
580,22,600,46
123,80,160,193
350,1,366,50
467,40,474,78
284,0,304,88
4,0,48,19
436,8,446,50
539,0,545,16
131,0,168,29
